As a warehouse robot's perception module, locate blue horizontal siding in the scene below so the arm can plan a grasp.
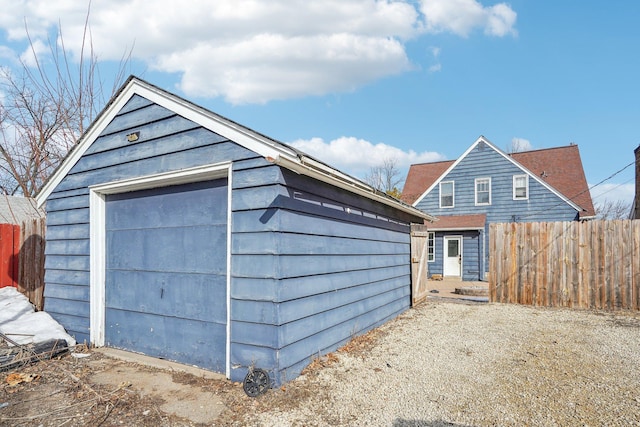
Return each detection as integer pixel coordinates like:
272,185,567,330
46,188,89,202
43,92,422,386
101,102,175,135
45,298,89,318
46,312,90,344
74,128,228,174
231,265,409,302
44,269,89,287
85,114,200,156
46,208,89,226
277,284,409,347
232,232,407,256
44,240,90,256
116,93,153,114
232,254,408,279
276,296,408,376
231,322,278,348
229,169,417,385
277,276,409,325
231,299,278,324
58,143,251,192
46,224,89,240
45,255,90,271
43,283,90,301
46,195,89,211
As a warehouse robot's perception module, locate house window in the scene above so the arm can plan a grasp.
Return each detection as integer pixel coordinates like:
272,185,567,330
428,232,435,262
440,181,454,208
475,177,491,205
513,174,529,200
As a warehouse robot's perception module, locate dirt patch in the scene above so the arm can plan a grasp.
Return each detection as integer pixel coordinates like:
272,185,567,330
0,348,246,426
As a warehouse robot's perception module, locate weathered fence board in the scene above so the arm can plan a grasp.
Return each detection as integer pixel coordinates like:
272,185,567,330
490,220,640,311
410,224,430,307
17,219,46,310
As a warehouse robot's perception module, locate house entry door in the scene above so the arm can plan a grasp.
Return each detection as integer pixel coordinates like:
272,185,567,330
443,236,462,277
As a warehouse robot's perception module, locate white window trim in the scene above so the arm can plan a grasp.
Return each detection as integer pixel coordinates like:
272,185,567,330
89,162,233,378
475,177,491,206
513,174,529,200
427,231,435,262
439,181,455,208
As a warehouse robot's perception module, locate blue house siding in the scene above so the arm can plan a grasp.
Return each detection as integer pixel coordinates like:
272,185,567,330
427,231,481,281
43,94,260,346
42,85,424,386
415,142,579,279
229,168,415,384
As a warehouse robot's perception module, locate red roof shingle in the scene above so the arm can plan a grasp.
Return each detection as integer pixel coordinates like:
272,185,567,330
428,214,486,230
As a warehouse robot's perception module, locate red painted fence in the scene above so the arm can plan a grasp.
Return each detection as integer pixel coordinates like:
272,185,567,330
0,224,20,289
0,219,46,310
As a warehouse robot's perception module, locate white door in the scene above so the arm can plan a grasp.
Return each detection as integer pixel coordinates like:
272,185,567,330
443,236,462,277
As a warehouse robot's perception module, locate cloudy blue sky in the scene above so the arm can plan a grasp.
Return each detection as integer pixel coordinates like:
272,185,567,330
0,0,638,208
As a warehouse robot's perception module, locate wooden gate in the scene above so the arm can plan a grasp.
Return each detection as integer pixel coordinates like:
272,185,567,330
410,224,430,306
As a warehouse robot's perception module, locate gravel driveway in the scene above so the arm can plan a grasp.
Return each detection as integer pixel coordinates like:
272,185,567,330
227,299,640,426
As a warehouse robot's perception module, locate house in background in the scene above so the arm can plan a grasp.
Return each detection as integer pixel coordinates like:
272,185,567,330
402,136,595,281
35,76,433,386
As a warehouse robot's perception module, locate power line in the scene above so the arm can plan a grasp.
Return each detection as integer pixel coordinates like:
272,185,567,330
517,158,636,221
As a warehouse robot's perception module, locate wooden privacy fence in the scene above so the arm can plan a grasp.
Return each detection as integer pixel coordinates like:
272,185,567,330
0,218,46,310
490,220,640,310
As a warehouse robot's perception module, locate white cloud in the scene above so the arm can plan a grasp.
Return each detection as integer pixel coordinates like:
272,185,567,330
427,46,441,72
590,182,635,206
19,38,48,67
290,136,445,178
419,0,517,37
0,0,517,104
510,137,533,152
0,45,18,65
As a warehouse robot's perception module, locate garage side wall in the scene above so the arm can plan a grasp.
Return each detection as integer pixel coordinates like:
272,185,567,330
43,95,264,344
230,168,420,384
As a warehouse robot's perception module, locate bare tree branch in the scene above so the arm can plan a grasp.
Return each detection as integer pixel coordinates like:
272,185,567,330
364,158,403,197
0,6,131,197
594,198,632,220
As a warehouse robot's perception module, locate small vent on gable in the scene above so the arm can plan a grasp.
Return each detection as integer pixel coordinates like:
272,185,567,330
478,141,486,150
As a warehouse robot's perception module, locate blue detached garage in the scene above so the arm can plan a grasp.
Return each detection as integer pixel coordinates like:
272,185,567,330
35,76,434,385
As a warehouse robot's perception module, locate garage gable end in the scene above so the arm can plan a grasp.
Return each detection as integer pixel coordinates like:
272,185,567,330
36,76,297,208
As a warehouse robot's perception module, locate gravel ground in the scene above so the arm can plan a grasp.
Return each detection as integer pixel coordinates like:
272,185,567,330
231,299,640,427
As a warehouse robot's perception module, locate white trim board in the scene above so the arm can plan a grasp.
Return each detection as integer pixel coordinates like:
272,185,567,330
89,162,233,378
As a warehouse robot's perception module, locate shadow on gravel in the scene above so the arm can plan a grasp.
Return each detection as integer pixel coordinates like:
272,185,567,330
393,419,472,427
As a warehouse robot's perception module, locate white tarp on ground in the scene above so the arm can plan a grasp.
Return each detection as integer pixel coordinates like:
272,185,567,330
0,287,76,347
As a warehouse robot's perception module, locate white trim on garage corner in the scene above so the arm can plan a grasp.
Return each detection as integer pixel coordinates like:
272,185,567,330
88,162,233,378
